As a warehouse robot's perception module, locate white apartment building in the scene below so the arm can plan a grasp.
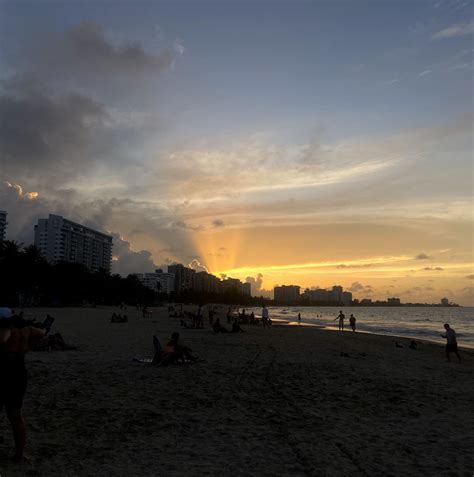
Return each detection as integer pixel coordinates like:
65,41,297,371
134,270,176,294
34,214,113,271
0,210,7,241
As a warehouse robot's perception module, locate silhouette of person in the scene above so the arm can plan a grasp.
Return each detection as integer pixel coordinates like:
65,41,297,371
335,311,345,331
349,314,356,332
0,315,45,462
442,324,461,362
262,305,269,328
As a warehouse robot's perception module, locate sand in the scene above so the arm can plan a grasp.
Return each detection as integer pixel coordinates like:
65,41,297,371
1,306,473,476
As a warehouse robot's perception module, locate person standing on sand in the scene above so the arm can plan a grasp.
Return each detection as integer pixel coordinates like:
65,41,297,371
298,313,301,325
262,305,269,329
441,324,461,363
0,314,45,463
349,314,356,332
196,304,204,329
335,310,345,331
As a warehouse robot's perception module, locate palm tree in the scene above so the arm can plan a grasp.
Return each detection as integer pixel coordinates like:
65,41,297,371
0,240,23,261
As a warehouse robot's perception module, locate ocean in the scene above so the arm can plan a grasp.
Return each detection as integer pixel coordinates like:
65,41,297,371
245,306,474,348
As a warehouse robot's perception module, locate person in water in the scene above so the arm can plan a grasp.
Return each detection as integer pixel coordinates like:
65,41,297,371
0,313,45,463
335,311,345,331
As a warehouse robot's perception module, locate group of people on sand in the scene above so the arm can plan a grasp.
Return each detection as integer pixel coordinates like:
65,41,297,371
111,312,128,323
177,304,273,332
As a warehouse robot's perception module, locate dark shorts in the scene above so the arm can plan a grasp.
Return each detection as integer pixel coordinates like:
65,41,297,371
0,367,27,413
446,343,458,353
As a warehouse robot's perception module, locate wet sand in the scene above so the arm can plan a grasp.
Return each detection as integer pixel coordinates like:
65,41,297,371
1,306,473,476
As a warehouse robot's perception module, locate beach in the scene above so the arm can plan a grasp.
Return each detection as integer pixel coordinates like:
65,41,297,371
1,306,473,476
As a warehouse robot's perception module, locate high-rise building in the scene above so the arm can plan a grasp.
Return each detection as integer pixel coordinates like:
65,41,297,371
274,285,300,302
167,264,195,292
387,297,401,305
194,271,222,294
0,210,7,241
341,291,353,305
34,214,113,271
221,277,249,295
328,285,343,303
134,269,176,294
241,282,251,296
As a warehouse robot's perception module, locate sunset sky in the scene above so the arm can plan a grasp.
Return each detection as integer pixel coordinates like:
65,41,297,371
0,0,473,304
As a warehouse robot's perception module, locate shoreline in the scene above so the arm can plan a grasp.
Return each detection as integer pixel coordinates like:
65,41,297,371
1,305,473,475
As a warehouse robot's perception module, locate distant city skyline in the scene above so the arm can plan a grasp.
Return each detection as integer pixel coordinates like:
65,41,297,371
0,1,472,305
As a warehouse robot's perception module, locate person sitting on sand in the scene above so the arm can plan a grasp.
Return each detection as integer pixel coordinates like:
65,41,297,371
441,324,461,363
232,318,245,333
335,311,345,331
349,314,356,332
262,305,269,329
0,315,45,463
159,332,198,365
212,318,228,333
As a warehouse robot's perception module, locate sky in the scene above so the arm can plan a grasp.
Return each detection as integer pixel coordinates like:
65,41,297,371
0,0,473,304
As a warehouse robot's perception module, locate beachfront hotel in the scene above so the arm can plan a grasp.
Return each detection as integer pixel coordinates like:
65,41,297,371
34,214,113,272
0,210,7,241
134,269,176,294
274,285,301,302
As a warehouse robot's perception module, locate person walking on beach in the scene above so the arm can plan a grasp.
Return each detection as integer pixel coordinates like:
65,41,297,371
0,313,45,463
335,311,345,331
226,306,232,323
262,305,269,329
349,314,356,332
441,323,461,363
297,313,301,325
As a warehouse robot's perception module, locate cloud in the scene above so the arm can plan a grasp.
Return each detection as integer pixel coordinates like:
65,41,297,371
245,273,272,297
336,263,372,269
416,70,432,78
415,253,430,260
422,267,444,271
348,282,374,294
171,220,204,231
465,275,474,279
432,22,474,40
4,182,39,201
212,219,225,228
188,258,208,273
110,233,157,275
14,22,180,84
0,76,110,183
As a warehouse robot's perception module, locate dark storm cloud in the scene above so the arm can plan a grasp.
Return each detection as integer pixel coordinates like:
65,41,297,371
0,75,108,180
415,253,431,260
13,22,179,82
110,233,157,275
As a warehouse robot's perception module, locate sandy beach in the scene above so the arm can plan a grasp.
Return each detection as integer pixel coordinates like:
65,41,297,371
1,306,473,476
